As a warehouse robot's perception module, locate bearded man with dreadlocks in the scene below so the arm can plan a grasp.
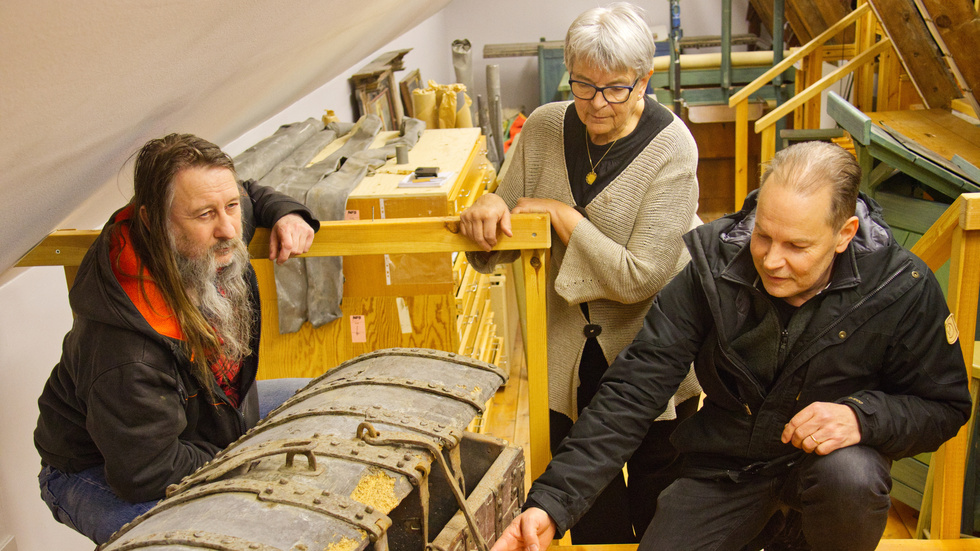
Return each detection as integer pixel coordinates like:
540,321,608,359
33,133,320,544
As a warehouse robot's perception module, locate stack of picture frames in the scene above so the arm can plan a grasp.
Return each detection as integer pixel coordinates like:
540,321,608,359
349,49,420,131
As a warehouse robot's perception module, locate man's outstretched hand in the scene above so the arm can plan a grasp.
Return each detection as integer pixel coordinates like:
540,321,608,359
491,507,557,551
269,213,315,264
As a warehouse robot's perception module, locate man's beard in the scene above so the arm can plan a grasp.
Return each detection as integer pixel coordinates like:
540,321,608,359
174,236,254,363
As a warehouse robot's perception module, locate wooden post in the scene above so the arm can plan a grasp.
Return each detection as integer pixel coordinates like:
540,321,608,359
930,196,980,539
877,43,900,111
735,100,749,211
804,47,823,129
522,247,551,480
761,125,776,164
854,5,877,110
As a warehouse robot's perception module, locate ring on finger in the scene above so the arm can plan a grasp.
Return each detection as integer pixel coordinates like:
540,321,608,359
808,434,822,446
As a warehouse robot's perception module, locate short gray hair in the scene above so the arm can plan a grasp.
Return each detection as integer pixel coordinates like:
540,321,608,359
760,141,861,230
564,2,656,79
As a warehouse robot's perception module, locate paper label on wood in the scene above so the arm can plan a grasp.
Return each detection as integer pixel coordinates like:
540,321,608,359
396,297,413,334
350,315,367,343
345,210,360,220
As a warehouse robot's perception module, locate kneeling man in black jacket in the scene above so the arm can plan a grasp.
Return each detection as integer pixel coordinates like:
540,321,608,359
495,141,972,551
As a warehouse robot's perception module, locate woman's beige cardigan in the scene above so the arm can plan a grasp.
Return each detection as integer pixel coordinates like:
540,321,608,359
469,100,702,420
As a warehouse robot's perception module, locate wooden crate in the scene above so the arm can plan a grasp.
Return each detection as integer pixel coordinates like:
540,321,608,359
256,128,496,378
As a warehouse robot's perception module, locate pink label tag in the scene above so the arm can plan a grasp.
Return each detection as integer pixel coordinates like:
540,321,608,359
350,315,366,342
345,210,360,220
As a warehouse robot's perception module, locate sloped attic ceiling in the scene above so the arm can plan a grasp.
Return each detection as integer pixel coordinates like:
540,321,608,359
0,0,451,275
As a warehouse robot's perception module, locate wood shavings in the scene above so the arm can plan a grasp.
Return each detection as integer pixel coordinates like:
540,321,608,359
325,535,360,551
350,469,399,513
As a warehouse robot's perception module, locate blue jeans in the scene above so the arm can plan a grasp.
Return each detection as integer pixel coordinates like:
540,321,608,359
256,377,311,418
39,464,156,544
640,445,893,551
38,377,311,544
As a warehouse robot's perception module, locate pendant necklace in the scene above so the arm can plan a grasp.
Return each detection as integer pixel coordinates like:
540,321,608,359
585,130,619,185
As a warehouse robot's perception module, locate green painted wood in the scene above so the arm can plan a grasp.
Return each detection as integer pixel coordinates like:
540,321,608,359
827,92,980,201
652,85,785,106
892,456,930,510
828,92,871,144
538,45,567,106
648,66,787,88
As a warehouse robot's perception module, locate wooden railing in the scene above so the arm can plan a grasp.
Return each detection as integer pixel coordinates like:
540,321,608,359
16,214,556,482
727,2,888,211
903,194,980,542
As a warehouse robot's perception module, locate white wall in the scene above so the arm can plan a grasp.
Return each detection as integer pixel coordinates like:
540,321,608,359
226,11,455,156
0,2,752,549
0,9,455,551
441,0,751,115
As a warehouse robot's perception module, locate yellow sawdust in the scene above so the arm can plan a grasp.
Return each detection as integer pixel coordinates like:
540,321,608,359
324,535,360,551
350,469,398,514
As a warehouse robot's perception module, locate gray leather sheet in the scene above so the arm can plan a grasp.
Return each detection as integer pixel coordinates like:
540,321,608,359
233,118,324,182
261,115,425,333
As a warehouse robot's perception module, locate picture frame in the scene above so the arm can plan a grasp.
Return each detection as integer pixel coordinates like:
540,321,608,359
399,69,422,119
365,86,394,131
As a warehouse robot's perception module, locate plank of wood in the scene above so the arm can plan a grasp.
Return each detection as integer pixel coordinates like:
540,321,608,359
868,0,960,108
917,0,980,115
876,540,980,549
15,229,99,267
871,109,980,169
878,43,903,111
789,0,855,44
521,248,550,481
249,214,551,259
853,4,877,111
482,35,762,58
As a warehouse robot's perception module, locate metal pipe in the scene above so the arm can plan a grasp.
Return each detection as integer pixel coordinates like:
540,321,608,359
669,0,683,115
721,0,732,95
773,0,786,150
486,64,505,166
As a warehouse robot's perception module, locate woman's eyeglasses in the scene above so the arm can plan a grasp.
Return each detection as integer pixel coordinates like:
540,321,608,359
568,77,640,104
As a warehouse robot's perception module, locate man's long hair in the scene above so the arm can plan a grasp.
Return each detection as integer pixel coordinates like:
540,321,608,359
127,133,251,391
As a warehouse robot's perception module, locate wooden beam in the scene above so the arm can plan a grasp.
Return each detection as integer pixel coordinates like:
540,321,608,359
755,38,891,132
252,215,551,259
804,47,824,128
15,230,100,268
931,223,980,538
735,101,749,211
854,4,878,110
910,194,963,271
917,0,980,115
482,34,763,59
875,541,980,549
729,3,870,107
868,0,961,108
15,215,553,267
522,247,550,481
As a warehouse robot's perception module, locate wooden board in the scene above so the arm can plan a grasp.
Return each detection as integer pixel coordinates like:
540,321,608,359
749,0,853,45
917,0,980,112
870,109,980,168
868,0,961,108
684,112,762,220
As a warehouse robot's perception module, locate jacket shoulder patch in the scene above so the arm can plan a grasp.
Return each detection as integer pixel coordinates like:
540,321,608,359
945,313,959,345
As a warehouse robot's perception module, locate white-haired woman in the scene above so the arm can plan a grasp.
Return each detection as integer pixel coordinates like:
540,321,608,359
460,2,701,543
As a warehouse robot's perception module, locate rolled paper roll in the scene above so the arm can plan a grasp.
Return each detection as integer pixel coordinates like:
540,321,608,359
412,88,438,129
